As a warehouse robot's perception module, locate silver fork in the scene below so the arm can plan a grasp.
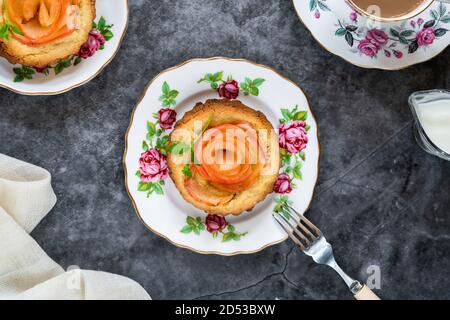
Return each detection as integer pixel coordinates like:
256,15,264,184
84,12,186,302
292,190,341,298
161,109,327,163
273,206,380,300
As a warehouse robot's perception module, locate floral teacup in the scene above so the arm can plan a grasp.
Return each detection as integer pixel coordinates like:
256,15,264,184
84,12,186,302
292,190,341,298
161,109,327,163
329,1,450,62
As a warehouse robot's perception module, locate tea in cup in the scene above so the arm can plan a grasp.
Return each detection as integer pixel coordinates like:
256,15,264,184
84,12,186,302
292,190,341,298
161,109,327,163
346,0,435,22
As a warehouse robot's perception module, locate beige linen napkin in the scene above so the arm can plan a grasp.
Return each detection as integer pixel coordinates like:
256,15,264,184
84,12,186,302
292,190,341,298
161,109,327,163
0,154,150,300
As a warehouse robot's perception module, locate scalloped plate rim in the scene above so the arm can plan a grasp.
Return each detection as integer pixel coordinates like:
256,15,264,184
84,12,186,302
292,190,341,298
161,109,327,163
123,57,321,256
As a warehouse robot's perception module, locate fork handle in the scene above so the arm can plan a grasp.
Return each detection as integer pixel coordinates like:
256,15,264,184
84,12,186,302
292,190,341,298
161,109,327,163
354,285,380,300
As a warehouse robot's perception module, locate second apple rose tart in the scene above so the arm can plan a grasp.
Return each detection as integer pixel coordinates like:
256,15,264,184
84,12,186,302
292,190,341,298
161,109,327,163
0,0,118,83
0,0,95,67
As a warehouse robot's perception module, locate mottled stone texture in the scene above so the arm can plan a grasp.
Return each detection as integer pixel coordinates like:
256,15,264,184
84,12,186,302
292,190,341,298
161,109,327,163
0,0,449,300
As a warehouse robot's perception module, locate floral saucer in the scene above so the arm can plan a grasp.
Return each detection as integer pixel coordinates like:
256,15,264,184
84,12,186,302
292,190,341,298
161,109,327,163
293,0,450,69
0,0,128,95
124,57,320,255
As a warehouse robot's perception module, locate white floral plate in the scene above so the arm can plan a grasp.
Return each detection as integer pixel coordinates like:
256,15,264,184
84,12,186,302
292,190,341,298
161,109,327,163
0,0,128,95
124,57,320,255
293,0,450,70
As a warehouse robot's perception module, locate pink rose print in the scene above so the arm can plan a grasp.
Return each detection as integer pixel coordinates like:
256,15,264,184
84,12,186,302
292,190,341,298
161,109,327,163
418,18,424,26
274,173,293,194
218,80,240,100
385,50,403,59
357,29,388,57
416,27,436,46
139,149,169,182
350,11,358,22
366,29,388,46
205,214,228,233
410,20,416,28
358,38,380,57
34,66,49,73
279,121,309,154
314,9,320,19
90,30,106,46
77,30,105,59
158,108,177,130
393,50,403,59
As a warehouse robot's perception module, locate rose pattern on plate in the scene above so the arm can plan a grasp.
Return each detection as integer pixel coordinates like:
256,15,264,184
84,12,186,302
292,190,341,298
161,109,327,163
279,120,309,154
77,29,106,59
274,173,293,194
158,108,177,130
309,0,331,19
218,80,240,100
139,149,169,183
273,105,310,219
180,215,248,242
198,71,265,99
136,81,178,197
334,3,450,59
12,16,114,82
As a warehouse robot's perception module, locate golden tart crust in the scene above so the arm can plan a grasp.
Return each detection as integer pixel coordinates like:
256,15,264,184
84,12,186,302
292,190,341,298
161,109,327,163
168,99,280,216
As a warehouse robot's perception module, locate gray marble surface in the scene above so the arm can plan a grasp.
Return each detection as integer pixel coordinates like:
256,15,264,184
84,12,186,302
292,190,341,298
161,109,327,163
0,0,449,300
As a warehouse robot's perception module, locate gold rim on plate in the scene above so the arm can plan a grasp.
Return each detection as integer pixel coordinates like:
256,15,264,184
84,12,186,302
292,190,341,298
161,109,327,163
123,56,321,256
0,0,129,96
292,0,449,71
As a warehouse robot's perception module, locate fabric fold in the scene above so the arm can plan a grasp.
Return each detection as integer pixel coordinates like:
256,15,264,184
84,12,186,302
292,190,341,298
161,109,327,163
0,154,56,233
0,154,150,300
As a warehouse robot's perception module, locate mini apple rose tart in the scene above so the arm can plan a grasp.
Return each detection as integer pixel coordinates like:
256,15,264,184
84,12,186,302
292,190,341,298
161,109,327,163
168,99,280,216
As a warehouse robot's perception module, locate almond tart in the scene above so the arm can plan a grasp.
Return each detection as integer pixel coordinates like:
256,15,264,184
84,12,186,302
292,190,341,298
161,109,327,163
168,99,280,216
0,0,95,67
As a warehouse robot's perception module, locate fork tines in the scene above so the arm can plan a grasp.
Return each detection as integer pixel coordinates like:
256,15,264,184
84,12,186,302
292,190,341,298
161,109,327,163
273,205,322,251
